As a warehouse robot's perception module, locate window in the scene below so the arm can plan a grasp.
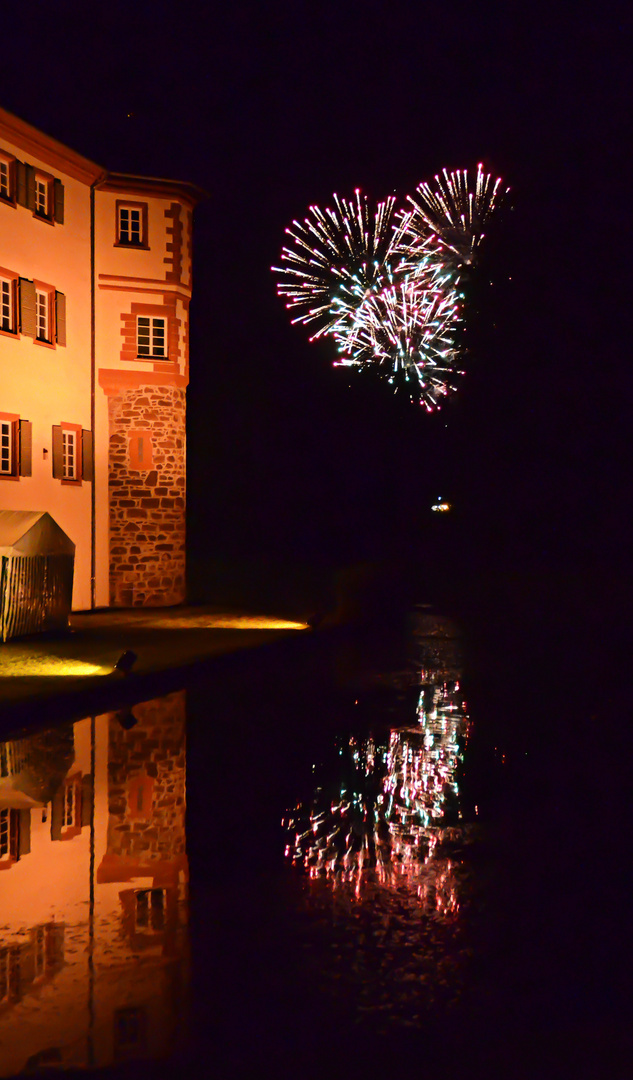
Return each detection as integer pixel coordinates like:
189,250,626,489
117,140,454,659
114,1006,147,1056
0,947,20,1005
0,810,18,861
62,778,76,825
0,278,14,333
34,177,48,217
33,927,46,980
0,419,14,476
0,154,15,203
35,288,50,341
62,429,77,480
116,200,147,247
137,316,166,358
60,777,82,833
18,280,65,346
0,269,19,335
0,414,31,479
134,888,166,932
52,425,93,483
30,172,55,222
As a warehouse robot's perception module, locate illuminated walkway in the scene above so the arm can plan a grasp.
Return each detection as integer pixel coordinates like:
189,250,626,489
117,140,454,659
0,607,309,727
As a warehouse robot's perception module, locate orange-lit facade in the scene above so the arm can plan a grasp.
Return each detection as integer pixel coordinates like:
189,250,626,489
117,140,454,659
0,107,200,609
0,692,188,1074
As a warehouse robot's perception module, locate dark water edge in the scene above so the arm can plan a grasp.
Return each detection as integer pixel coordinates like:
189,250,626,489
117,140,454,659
183,596,632,1078
1,571,632,1080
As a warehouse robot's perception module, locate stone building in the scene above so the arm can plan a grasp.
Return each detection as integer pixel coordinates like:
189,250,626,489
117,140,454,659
0,106,202,608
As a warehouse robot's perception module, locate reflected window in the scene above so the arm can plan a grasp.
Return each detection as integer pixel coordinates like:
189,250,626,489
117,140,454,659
134,888,165,932
114,1006,147,1057
0,809,18,861
63,779,78,828
0,947,19,1004
33,926,46,980
0,926,64,1008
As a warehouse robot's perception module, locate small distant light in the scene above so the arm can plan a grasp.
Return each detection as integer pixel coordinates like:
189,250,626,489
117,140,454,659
431,500,451,512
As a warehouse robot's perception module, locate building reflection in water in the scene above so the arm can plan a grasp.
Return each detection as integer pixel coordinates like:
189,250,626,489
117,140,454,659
284,615,473,1019
0,691,188,1076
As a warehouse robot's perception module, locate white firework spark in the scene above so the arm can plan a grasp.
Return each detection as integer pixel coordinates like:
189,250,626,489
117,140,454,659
406,163,509,265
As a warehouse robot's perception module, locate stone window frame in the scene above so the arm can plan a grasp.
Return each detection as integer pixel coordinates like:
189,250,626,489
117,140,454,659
128,429,154,471
127,773,154,819
120,298,180,370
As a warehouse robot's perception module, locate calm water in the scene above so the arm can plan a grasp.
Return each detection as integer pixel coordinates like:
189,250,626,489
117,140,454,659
0,608,630,1077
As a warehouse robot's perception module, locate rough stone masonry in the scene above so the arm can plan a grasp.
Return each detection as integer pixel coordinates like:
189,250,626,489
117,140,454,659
108,384,186,606
106,691,186,862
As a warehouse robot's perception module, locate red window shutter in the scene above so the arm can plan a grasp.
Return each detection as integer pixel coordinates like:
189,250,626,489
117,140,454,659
54,179,64,224
19,279,36,337
52,425,63,479
82,429,93,481
18,420,32,476
16,161,27,206
55,292,66,346
18,809,31,857
25,165,36,211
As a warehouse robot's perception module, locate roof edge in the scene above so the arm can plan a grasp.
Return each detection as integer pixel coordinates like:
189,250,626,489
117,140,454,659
96,172,209,207
0,106,106,185
0,108,209,202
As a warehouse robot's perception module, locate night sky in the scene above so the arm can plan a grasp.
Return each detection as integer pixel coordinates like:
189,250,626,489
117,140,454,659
3,3,631,606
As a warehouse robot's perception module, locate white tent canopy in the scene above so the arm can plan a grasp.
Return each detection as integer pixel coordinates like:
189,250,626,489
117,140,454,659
0,511,75,558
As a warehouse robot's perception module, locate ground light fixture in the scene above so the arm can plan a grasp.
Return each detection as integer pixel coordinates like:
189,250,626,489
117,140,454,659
114,650,138,675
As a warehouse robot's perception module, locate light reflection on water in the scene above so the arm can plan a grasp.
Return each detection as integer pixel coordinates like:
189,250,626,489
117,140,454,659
284,614,475,1023
0,693,188,1076
0,611,477,1070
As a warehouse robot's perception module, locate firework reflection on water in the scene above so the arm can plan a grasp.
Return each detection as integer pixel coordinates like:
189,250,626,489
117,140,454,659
283,619,475,1023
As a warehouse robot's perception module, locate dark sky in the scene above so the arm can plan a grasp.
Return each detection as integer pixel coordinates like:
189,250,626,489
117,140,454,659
3,2,632,591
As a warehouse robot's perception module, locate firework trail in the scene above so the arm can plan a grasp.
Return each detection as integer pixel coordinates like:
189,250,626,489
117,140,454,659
272,189,404,339
405,163,509,266
333,278,463,409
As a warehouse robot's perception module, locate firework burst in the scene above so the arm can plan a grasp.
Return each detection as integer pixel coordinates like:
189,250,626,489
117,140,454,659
272,190,404,339
334,278,463,409
405,163,509,266
273,165,506,408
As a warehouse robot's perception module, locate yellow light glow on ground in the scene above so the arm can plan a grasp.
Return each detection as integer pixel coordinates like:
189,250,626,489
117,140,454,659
137,615,310,630
0,656,109,677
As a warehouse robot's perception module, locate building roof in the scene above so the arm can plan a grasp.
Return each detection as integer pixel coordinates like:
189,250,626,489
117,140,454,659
0,106,206,203
0,511,75,557
96,172,207,208
0,106,105,185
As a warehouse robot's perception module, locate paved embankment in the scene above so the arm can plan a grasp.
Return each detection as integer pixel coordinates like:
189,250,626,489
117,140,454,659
0,607,310,730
